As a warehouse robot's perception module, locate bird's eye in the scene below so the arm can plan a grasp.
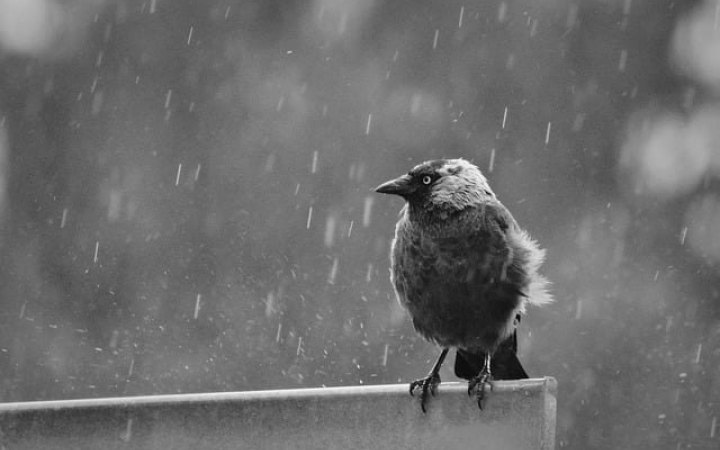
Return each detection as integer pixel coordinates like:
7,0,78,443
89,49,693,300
422,175,433,185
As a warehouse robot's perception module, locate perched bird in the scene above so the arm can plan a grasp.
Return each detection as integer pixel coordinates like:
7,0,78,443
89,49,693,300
375,158,552,412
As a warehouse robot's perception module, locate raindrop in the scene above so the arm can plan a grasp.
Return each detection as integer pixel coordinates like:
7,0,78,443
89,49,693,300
338,11,348,35
186,26,194,46
193,294,202,319
502,106,508,129
575,299,582,319
324,214,337,247
488,148,496,173
618,49,627,73
121,418,133,442
432,29,439,49
458,6,465,28
498,2,507,22
265,291,277,317
296,337,303,356
276,323,283,343
362,196,374,227
149,0,157,14
164,89,172,109
108,191,121,221
194,163,201,181
711,416,717,438
109,330,119,349
175,163,182,186
545,122,552,145
365,263,373,283
365,114,372,135
224,6,231,20
91,91,104,116
356,163,366,181
694,343,702,363
265,154,276,173
306,206,313,229
382,344,389,366
60,208,68,228
623,0,632,16
566,4,578,29
328,257,339,284
93,241,99,264
679,226,688,245
572,113,585,132
311,150,319,174
530,19,539,37
347,220,354,238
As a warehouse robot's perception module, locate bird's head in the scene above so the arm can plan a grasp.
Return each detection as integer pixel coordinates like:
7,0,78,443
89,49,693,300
375,158,495,211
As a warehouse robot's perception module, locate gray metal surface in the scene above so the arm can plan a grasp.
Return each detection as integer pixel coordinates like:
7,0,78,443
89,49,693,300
0,378,556,449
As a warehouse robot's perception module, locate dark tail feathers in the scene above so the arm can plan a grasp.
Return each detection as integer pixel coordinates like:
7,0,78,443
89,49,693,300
454,330,529,380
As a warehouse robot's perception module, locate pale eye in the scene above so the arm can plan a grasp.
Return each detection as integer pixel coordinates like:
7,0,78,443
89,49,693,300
422,175,432,185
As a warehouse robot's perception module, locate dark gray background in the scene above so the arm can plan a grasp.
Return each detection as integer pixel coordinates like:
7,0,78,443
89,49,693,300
1,1,718,448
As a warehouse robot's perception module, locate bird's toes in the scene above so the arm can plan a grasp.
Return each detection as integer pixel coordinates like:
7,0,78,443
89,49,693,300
409,379,422,397
467,373,493,410
409,373,441,413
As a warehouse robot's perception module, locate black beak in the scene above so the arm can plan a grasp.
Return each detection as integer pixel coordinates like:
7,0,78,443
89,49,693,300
375,174,415,196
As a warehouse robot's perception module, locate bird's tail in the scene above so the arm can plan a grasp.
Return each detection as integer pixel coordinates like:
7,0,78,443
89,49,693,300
454,331,529,380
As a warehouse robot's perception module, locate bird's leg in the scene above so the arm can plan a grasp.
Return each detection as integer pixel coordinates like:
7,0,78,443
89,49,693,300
467,352,493,410
409,348,449,413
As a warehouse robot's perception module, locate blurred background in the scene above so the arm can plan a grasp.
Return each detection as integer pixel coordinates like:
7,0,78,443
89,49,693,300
0,0,719,448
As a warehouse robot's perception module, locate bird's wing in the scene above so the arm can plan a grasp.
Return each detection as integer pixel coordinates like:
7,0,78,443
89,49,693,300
473,200,553,307
465,200,520,286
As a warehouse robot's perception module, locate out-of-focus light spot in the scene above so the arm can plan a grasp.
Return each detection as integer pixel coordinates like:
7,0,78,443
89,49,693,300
684,194,720,263
0,0,55,55
619,111,709,199
380,88,443,145
671,0,720,92
686,106,720,176
0,0,101,59
310,0,376,43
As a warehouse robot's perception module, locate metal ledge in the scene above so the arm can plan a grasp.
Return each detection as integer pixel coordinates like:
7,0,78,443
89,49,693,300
0,377,556,449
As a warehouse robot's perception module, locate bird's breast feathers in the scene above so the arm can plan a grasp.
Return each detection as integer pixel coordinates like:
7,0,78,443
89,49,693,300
388,201,551,348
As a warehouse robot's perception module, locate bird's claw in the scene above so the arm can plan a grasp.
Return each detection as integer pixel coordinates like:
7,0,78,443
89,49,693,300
409,372,441,413
467,371,493,410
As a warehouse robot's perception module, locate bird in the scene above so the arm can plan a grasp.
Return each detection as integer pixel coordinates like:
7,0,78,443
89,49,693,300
375,158,552,412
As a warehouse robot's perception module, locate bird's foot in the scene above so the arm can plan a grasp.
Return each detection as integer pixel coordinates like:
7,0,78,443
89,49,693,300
409,372,441,413
467,371,493,410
